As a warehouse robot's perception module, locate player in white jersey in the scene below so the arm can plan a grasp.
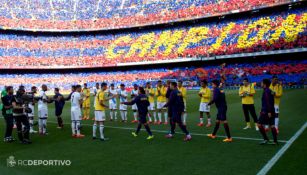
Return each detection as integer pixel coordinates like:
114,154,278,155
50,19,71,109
37,84,50,135
28,86,38,133
108,84,118,121
71,85,85,138
131,84,139,123
118,84,128,122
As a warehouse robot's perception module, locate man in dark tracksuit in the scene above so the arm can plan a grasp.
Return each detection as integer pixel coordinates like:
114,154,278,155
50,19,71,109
2,86,15,142
122,87,154,140
54,88,65,129
164,82,192,141
257,79,278,145
12,87,31,144
207,79,232,142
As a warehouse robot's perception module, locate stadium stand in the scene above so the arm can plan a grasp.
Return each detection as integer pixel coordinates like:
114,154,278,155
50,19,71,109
0,7,306,69
0,0,293,31
0,60,305,91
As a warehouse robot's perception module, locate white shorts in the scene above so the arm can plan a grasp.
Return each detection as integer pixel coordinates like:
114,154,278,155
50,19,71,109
132,104,138,110
109,101,117,110
28,104,35,117
148,102,155,111
71,108,81,121
157,102,166,110
95,111,106,121
38,108,48,119
120,104,127,111
274,105,279,114
199,103,210,112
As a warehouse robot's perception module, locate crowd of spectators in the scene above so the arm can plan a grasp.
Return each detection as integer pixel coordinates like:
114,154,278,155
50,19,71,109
0,7,306,69
0,0,292,31
0,60,305,92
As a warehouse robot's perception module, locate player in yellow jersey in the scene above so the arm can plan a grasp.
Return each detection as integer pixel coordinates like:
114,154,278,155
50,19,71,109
82,83,91,120
198,80,212,127
145,82,155,123
155,80,167,125
270,76,283,133
178,81,188,125
239,78,258,130
93,82,113,141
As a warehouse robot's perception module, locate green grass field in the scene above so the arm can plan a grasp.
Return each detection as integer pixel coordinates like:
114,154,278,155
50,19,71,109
0,89,306,175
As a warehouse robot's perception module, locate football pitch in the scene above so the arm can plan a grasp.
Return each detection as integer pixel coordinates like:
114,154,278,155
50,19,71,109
0,89,306,175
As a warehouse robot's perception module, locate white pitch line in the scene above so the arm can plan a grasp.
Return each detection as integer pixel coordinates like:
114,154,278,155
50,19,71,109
257,122,307,175
47,121,288,143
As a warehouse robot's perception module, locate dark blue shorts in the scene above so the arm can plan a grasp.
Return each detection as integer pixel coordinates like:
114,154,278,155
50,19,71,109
258,112,275,125
216,107,227,121
138,113,147,124
55,107,63,116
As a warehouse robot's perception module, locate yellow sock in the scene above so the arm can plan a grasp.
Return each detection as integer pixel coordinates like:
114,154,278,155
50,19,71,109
86,108,90,118
246,122,251,127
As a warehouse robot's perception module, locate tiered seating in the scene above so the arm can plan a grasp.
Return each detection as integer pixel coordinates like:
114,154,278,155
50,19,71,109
0,8,306,69
0,0,292,31
0,60,305,91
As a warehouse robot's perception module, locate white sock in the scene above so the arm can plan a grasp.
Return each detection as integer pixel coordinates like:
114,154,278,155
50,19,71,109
207,118,211,124
158,112,162,122
38,118,42,133
183,113,187,124
99,124,104,139
93,124,97,137
120,111,125,121
42,119,47,134
164,112,168,123
275,118,279,128
76,121,80,135
114,111,117,120
124,111,127,121
110,111,113,120
200,117,204,124
153,112,157,122
29,119,34,131
71,121,76,135
133,112,137,121
148,115,152,122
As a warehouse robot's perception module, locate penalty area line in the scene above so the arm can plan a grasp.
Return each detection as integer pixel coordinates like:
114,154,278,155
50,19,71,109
256,122,307,175
47,121,288,143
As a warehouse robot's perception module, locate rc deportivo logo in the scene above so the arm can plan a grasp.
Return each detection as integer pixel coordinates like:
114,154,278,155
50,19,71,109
7,156,16,167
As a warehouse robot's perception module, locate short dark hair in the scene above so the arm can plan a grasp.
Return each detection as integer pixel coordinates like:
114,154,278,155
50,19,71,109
110,84,114,87
6,86,13,92
75,85,81,89
262,79,271,87
272,75,278,79
157,80,162,83
101,82,107,87
171,82,177,87
202,80,208,85
243,78,249,82
120,84,125,87
146,82,151,85
139,87,145,94
178,80,183,84
55,88,59,92
31,86,37,90
212,79,220,86
84,83,87,86
133,84,138,87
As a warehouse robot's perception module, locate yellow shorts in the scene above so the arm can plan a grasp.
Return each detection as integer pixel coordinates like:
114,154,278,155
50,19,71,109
83,100,90,108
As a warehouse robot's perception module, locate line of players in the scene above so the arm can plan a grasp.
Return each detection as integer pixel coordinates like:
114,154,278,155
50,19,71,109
1,76,282,144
